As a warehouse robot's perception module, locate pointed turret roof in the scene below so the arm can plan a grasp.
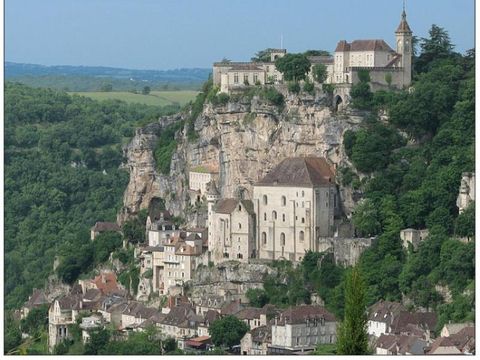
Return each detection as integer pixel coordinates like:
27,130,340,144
396,9,412,34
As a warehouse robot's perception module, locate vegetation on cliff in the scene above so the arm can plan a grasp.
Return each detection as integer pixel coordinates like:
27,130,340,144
4,82,178,309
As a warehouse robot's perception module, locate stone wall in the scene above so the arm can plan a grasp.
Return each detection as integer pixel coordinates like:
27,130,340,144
317,237,372,266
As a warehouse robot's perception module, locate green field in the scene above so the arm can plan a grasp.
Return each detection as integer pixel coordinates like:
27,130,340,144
69,90,198,107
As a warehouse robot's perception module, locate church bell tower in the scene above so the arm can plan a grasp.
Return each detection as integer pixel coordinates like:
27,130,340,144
395,4,413,87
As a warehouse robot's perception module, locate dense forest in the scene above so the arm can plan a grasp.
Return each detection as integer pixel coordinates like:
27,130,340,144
4,82,180,310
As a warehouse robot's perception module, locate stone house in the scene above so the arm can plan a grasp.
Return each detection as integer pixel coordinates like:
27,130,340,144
197,309,221,337
80,315,104,344
90,221,121,241
48,294,84,351
21,288,49,319
120,302,159,329
389,311,437,341
427,326,475,355
78,271,123,296
157,304,203,345
147,212,179,247
253,157,340,262
209,198,256,264
189,164,219,195
235,304,279,331
367,300,407,338
213,49,286,94
269,305,337,354
163,234,203,291
375,334,428,355
400,228,429,250
194,295,225,316
241,325,272,355
441,322,475,338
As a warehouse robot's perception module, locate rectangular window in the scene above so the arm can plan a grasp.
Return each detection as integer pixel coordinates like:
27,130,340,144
253,73,258,83
244,74,249,84
234,73,239,84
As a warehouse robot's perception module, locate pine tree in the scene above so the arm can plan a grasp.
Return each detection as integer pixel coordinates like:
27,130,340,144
336,266,370,355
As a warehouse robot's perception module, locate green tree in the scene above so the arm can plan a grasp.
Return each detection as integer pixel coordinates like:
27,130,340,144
312,64,328,83
336,266,369,355
251,48,277,62
142,86,151,95
303,49,330,57
416,24,455,73
275,53,311,82
84,329,111,355
246,288,269,308
20,304,49,337
455,203,474,238
352,199,381,237
209,315,249,348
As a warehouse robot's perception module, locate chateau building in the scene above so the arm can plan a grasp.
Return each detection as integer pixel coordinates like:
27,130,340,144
213,8,413,96
253,157,340,262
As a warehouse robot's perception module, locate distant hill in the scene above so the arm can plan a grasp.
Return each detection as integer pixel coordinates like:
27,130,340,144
5,62,211,91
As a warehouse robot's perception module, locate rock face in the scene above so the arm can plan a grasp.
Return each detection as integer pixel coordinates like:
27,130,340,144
118,91,366,224
186,261,276,303
456,172,475,213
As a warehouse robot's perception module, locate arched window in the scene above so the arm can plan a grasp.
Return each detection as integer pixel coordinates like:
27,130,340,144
238,223,242,229
280,233,285,246
282,214,286,222
264,213,267,221
263,195,268,205
299,231,304,241
281,196,286,206
272,211,277,220
238,205,242,211
262,232,267,245
301,191,305,197
301,217,305,224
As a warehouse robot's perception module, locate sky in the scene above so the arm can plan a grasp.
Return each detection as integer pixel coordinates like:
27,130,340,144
5,0,475,70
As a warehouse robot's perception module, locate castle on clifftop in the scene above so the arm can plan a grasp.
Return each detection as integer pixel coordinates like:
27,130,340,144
213,7,413,104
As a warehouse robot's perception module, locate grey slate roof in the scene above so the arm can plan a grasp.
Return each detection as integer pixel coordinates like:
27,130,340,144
256,157,335,187
335,39,395,52
276,305,336,325
214,199,254,215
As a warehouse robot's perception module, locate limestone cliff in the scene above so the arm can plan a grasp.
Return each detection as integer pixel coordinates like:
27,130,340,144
118,90,366,224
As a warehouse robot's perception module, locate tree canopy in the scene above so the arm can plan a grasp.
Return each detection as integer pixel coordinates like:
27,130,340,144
274,53,311,82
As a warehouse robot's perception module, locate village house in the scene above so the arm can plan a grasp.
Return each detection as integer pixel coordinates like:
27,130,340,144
375,334,428,355
157,304,203,346
426,326,475,355
269,305,337,354
21,288,49,319
194,295,226,316
48,294,84,351
241,325,272,355
197,310,221,337
253,157,340,262
441,322,475,337
208,198,256,264
163,233,203,291
389,310,437,341
78,271,124,296
80,314,104,344
147,211,179,247
120,301,159,329
90,221,121,241
367,300,407,338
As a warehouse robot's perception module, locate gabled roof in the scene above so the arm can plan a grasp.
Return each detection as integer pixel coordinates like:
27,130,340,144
250,325,272,343
122,302,159,319
276,305,336,325
221,299,244,316
368,300,406,323
390,311,437,334
335,39,395,52
376,334,427,355
160,304,201,328
91,222,121,232
57,294,82,310
256,157,335,187
24,289,48,309
229,64,264,71
235,307,263,320
213,199,254,215
91,272,121,295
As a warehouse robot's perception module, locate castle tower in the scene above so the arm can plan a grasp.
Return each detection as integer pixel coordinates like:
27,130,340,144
205,180,220,252
395,6,413,87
